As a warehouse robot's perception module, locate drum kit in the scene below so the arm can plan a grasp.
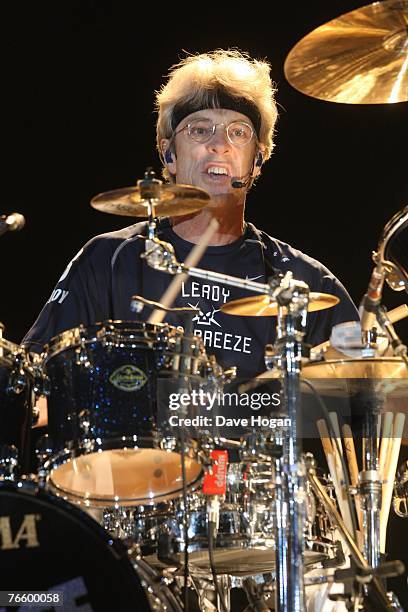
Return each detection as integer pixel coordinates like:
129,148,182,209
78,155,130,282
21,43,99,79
1,1,408,610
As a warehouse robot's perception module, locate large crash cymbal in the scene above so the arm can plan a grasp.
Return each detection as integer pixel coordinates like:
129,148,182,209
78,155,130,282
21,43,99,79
91,183,211,217
221,292,339,316
284,0,408,104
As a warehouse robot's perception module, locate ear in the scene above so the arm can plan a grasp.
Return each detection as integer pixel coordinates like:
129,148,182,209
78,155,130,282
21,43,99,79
161,138,177,175
252,145,265,178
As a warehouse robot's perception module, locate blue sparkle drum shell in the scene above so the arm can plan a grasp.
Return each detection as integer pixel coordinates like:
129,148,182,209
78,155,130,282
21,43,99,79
43,321,204,507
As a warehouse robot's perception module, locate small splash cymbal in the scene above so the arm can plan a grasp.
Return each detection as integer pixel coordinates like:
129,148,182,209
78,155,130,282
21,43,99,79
91,183,211,217
220,292,339,317
284,0,408,104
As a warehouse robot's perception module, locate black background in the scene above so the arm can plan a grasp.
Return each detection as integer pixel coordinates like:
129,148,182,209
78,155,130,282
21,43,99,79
2,0,407,343
1,1,408,606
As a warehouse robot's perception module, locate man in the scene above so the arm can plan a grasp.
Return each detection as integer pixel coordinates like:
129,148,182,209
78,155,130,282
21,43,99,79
24,49,358,380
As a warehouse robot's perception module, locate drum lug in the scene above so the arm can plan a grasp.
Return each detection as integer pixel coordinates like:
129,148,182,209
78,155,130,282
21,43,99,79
7,352,27,394
35,434,53,485
159,436,177,452
78,410,91,442
100,324,117,349
0,444,19,480
75,337,92,367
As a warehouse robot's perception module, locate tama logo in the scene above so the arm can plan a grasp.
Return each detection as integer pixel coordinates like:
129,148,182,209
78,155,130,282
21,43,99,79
0,514,40,550
109,365,148,392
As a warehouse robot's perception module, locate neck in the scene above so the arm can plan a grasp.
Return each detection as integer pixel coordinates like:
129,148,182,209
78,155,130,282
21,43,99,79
170,194,246,246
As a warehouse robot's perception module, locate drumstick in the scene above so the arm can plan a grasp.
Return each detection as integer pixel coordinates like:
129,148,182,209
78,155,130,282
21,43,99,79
329,414,355,535
148,218,219,324
317,419,353,534
329,412,343,456
317,418,333,458
380,413,405,553
342,423,364,533
379,412,393,478
388,304,408,324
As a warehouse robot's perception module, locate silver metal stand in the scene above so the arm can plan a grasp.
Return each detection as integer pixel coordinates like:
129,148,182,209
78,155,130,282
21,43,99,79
272,278,309,612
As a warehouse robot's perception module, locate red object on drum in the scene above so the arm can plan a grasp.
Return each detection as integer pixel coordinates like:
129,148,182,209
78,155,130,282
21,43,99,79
203,450,229,495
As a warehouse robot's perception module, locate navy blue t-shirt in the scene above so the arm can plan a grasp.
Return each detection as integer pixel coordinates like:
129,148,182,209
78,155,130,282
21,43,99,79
23,220,358,377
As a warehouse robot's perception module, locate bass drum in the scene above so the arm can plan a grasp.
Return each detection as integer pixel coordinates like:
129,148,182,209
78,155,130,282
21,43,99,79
0,482,182,611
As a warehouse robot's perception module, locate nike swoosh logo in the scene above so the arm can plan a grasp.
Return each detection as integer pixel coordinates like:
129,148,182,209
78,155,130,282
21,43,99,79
245,274,263,281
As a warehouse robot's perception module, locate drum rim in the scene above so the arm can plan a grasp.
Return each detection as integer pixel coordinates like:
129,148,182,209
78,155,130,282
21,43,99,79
46,462,204,507
44,319,179,359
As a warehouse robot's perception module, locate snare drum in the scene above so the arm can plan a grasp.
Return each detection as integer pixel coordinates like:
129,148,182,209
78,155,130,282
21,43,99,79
0,331,35,476
43,321,207,506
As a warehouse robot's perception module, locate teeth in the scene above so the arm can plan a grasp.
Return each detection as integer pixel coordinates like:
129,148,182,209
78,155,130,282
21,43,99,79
207,166,228,175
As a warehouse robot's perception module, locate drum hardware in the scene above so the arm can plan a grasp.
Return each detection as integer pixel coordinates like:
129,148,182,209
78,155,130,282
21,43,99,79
0,445,18,480
393,460,408,517
377,205,408,292
284,0,408,104
135,204,341,608
306,456,400,611
0,334,38,476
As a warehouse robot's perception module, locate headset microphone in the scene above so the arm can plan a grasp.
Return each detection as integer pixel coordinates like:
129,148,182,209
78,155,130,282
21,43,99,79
231,152,262,188
231,175,250,189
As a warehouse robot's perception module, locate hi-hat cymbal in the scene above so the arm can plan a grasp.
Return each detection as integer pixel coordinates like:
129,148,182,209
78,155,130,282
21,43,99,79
284,0,408,104
220,292,339,316
91,183,211,217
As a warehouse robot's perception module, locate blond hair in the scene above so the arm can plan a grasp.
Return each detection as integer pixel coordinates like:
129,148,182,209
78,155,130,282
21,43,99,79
155,49,278,178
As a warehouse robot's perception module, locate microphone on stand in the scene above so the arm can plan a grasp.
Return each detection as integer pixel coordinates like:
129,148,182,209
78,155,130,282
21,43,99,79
0,213,25,237
359,264,385,332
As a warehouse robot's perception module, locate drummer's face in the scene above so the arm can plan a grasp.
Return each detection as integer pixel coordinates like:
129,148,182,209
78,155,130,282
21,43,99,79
165,108,259,197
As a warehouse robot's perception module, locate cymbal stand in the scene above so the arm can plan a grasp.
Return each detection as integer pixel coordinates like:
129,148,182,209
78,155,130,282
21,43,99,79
270,272,309,612
358,300,408,568
355,383,384,569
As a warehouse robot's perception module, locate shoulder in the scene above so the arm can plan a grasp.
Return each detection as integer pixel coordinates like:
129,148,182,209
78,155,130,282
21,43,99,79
247,223,335,282
68,222,148,270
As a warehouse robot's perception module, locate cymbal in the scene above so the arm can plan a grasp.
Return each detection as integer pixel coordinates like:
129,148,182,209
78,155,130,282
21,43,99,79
220,292,339,316
91,183,211,217
245,356,408,397
301,356,408,401
302,357,408,381
284,0,408,104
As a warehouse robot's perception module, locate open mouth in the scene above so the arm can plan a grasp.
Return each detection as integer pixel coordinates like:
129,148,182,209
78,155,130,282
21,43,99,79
205,165,230,180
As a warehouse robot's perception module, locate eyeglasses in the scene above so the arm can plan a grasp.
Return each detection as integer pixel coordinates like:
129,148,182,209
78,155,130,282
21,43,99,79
174,118,254,146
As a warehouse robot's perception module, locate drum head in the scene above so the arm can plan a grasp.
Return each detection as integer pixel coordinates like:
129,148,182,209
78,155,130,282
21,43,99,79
0,483,150,610
50,448,203,506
